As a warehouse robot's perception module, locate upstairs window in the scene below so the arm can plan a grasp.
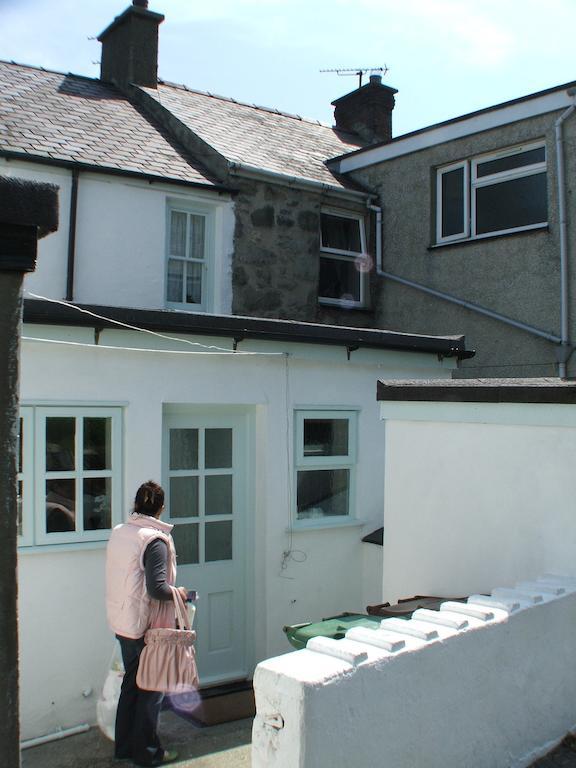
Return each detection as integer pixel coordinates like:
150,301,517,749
319,211,368,307
166,206,209,309
436,143,547,244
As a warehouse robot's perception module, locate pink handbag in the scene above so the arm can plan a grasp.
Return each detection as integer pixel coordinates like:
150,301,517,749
136,588,199,694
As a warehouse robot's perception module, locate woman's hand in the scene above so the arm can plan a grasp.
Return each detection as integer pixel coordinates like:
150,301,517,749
177,586,189,603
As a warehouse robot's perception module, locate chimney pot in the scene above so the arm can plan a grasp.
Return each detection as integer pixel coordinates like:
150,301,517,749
133,0,149,7
369,74,382,85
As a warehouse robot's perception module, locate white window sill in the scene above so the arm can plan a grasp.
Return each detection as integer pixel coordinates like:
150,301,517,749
18,540,108,554
286,518,364,533
432,222,548,248
318,299,368,310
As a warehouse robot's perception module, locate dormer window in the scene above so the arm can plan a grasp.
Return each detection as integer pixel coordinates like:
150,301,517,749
319,210,368,307
166,204,211,309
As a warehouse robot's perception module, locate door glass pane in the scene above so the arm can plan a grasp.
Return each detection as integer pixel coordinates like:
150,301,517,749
172,523,199,565
475,173,547,234
189,215,206,261
205,475,233,516
304,419,348,457
476,147,545,178
170,211,187,257
170,476,199,518
170,429,198,470
167,259,184,303
185,262,202,304
205,429,232,469
46,417,75,471
205,521,233,561
321,214,361,252
84,417,112,470
46,479,76,532
17,480,23,537
441,167,465,237
83,477,112,530
319,256,361,302
296,469,350,520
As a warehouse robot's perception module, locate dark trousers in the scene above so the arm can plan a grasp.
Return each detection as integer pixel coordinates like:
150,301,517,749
115,635,165,766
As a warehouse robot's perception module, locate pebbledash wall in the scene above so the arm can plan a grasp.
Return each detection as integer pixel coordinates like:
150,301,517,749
378,396,576,603
17,324,455,739
252,577,576,768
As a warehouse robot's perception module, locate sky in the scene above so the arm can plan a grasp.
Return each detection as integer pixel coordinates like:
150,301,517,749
1,0,576,137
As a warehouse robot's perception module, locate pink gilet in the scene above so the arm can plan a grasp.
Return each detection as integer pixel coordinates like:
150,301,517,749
105,514,177,639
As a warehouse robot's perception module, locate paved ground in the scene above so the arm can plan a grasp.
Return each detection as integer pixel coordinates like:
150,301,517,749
21,712,252,768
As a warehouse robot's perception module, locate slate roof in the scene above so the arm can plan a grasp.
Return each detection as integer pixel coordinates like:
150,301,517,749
0,61,219,187
140,81,366,191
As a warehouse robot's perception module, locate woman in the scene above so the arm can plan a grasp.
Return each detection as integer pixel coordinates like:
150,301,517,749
106,481,187,767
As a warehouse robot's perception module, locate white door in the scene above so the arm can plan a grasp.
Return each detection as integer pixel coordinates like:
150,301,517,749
163,407,250,685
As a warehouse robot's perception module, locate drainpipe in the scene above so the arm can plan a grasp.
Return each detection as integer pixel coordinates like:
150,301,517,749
20,723,90,750
65,169,80,302
367,202,382,270
555,90,576,378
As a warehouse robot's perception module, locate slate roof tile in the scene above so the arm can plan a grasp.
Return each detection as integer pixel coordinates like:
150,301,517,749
140,81,366,191
0,61,219,187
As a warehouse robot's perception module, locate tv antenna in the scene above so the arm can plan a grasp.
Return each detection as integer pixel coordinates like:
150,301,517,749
320,66,388,88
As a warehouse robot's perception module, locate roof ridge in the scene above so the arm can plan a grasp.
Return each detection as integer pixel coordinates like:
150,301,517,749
157,78,340,130
0,58,103,85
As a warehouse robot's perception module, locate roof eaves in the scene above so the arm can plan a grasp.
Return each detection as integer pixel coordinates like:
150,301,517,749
23,299,471,359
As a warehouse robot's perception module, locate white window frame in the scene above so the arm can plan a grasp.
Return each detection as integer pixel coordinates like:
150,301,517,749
165,199,215,312
18,406,123,547
319,209,368,308
436,142,547,245
293,409,357,527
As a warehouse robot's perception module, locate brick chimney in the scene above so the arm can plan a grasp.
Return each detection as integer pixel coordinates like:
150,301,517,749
332,75,398,145
98,1,165,88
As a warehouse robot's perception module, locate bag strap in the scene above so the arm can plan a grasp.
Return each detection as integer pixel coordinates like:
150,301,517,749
171,587,191,631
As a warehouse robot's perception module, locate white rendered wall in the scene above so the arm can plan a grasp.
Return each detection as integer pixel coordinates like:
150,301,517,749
1,159,234,313
252,580,576,768
18,327,453,738
380,412,576,603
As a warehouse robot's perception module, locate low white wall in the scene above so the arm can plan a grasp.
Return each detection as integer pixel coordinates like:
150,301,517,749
252,577,576,768
380,408,576,602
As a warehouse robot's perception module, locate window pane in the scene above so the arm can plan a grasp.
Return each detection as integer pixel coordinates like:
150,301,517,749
205,475,233,516
83,477,111,530
46,417,75,471
172,523,199,565
475,173,547,235
297,469,350,519
170,476,199,518
321,214,361,252
84,417,111,470
189,215,206,261
46,479,76,532
170,211,187,257
476,147,545,178
205,429,232,469
205,521,233,562
170,429,198,470
441,167,465,237
319,256,361,302
167,259,184,303
185,262,202,304
304,419,349,457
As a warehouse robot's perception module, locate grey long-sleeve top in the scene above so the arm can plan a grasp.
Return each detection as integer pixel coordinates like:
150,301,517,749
143,538,173,601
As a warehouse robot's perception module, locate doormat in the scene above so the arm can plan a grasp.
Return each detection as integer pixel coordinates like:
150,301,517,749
166,680,255,727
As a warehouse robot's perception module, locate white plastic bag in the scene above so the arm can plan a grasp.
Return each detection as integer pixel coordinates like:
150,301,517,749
97,643,124,741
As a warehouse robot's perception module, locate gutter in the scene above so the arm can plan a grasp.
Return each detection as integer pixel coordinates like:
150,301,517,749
228,161,371,201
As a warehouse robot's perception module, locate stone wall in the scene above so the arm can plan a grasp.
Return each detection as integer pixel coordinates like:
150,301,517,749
232,178,378,327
